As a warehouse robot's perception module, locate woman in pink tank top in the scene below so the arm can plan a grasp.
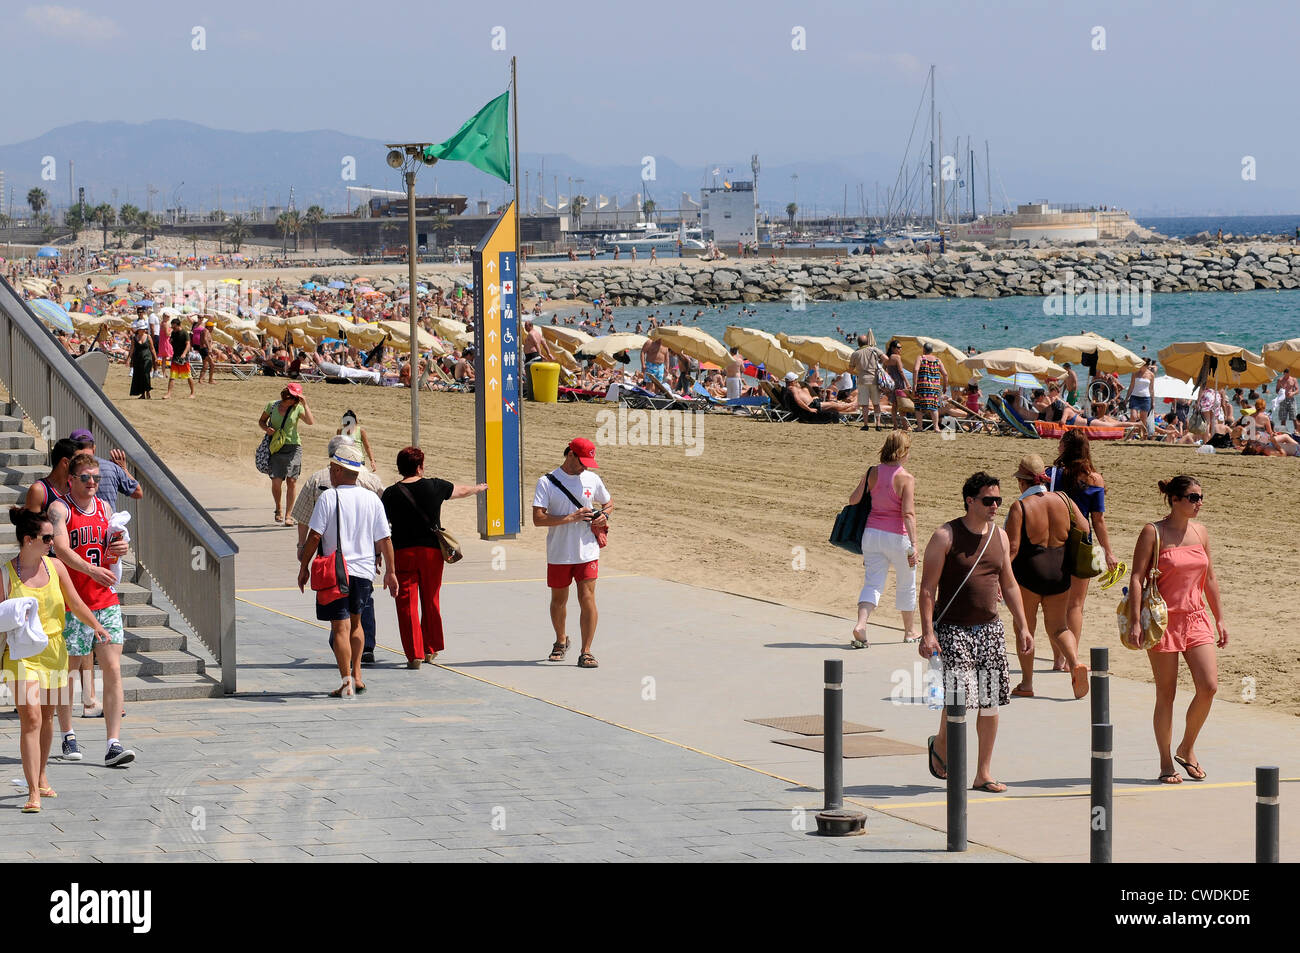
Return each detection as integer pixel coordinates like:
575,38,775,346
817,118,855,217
1127,475,1227,785
846,432,918,647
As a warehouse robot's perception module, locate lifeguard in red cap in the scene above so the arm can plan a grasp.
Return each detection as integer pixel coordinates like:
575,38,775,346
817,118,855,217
532,438,613,669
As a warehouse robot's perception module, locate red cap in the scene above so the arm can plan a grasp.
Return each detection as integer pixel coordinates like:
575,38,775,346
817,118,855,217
567,437,598,468
285,382,304,396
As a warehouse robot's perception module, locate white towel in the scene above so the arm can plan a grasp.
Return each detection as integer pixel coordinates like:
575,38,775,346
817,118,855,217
0,596,47,660
107,511,132,587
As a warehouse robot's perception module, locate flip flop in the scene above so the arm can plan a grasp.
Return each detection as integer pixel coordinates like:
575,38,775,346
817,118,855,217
1159,772,1183,784
1011,686,1034,698
1098,562,1127,591
21,802,40,813
38,787,57,798
971,780,1008,793
926,735,947,780
1071,665,1090,699
1174,755,1206,781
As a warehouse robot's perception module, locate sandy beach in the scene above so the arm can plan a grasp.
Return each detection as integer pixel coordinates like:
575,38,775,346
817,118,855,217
97,370,1299,717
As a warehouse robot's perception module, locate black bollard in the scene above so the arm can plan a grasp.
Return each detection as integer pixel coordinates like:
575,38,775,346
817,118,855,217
946,684,968,852
1257,766,1279,863
1090,647,1109,726
815,659,867,836
1090,723,1113,863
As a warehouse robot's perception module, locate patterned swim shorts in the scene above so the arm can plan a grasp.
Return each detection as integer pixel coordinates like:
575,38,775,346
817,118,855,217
934,618,1010,710
63,604,124,657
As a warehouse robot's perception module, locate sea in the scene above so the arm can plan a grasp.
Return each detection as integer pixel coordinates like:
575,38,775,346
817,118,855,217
1137,214,1300,239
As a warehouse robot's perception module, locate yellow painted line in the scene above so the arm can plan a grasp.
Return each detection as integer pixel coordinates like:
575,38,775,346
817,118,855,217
236,574,637,593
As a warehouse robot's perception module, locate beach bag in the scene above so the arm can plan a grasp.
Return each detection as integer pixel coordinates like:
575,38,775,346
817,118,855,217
829,467,874,554
309,490,350,603
1117,524,1168,650
546,473,607,548
395,482,463,564
1055,490,1104,578
254,434,273,475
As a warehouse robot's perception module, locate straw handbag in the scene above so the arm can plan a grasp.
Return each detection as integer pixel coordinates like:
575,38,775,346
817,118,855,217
1116,523,1168,650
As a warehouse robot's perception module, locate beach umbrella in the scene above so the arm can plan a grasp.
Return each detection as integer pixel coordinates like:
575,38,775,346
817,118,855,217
345,323,388,348
328,280,346,290
649,326,730,367
777,333,854,374
539,325,594,351
219,278,242,285
724,326,807,379
36,246,60,258
1153,376,1196,402
292,300,318,311
377,320,448,356
301,281,317,290
135,299,155,308
28,299,76,333
962,347,1065,382
1261,338,1300,375
1156,341,1272,388
1033,331,1143,375
429,317,473,347
576,332,649,361
888,334,978,386
989,372,1042,390
108,277,129,287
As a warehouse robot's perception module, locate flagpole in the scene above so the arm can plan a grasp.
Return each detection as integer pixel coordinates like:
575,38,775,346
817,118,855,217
510,55,524,530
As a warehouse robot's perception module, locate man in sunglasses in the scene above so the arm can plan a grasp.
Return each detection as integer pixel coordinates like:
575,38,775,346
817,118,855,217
49,454,135,767
917,471,1034,795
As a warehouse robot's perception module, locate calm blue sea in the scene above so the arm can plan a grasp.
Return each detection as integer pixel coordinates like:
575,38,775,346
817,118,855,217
600,289,1300,367
1138,215,1300,239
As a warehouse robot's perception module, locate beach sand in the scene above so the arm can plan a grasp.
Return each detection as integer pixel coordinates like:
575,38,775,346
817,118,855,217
101,373,1299,715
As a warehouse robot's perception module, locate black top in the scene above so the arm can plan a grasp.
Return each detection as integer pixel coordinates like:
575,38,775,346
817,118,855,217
382,477,454,549
169,329,188,360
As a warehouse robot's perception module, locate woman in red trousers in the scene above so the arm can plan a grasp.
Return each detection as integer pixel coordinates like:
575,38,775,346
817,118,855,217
381,447,487,668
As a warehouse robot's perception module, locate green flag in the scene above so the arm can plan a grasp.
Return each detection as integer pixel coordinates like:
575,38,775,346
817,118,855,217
423,92,510,183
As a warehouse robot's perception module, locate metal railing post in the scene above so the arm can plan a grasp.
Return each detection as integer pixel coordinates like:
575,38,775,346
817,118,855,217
815,659,866,836
1257,766,1279,863
1091,723,1113,863
946,685,967,852
1090,646,1109,726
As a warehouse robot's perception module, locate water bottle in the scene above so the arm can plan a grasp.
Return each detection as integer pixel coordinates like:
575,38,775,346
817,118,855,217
925,651,944,710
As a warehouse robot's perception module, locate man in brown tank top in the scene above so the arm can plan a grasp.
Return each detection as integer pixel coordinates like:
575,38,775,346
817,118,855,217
918,472,1034,794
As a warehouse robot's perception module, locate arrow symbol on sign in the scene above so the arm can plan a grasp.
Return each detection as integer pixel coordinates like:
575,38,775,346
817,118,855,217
487,260,495,273
489,353,497,367
489,283,499,296
489,378,498,391
488,329,497,342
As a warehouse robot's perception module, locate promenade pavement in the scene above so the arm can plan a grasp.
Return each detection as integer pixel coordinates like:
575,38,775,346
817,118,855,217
0,471,1011,863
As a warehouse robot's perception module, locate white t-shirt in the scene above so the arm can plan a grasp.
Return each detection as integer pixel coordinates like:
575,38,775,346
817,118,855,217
308,485,390,580
533,468,610,565
147,312,160,334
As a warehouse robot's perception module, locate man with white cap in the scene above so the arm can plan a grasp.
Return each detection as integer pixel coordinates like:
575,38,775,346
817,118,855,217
784,372,855,422
298,444,398,697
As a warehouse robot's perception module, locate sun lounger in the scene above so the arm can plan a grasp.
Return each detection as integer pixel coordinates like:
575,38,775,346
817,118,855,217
559,385,605,402
318,361,381,385
987,393,1041,438
1033,420,1129,441
755,381,794,422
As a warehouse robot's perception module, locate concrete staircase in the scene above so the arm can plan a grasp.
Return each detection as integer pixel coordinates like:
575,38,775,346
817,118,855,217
0,405,222,700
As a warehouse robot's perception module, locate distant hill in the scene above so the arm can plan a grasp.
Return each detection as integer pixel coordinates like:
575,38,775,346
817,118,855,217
0,120,890,220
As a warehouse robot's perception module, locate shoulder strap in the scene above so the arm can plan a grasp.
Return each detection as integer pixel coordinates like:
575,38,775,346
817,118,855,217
396,480,441,533
1148,522,1161,578
546,472,585,510
934,522,996,625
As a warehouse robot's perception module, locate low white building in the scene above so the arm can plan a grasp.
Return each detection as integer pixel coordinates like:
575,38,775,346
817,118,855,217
701,181,757,246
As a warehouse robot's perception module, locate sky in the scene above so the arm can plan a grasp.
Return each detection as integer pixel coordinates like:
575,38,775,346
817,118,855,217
7,0,1300,214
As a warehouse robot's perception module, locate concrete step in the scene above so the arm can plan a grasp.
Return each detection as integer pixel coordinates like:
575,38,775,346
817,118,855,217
121,672,224,702
0,415,23,433
120,604,168,628
119,650,204,678
123,626,186,653
115,581,152,605
0,449,48,467
0,484,22,505
0,465,45,486
0,434,34,449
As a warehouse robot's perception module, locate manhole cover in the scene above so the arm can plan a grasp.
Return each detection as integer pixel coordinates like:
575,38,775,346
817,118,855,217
746,715,881,736
772,735,926,758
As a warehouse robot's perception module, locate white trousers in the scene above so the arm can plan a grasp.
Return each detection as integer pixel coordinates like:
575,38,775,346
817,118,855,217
859,528,917,610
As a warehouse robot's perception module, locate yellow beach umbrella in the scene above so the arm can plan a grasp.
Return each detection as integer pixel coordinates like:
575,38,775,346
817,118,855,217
649,326,730,367
723,326,806,379
962,347,1065,382
345,323,387,348
539,324,594,353
1157,341,1272,388
429,317,473,347
575,332,648,361
1262,339,1300,374
377,320,448,356
1033,331,1143,375
776,333,853,374
889,334,978,386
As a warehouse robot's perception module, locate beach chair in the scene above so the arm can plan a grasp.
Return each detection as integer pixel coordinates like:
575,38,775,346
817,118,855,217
619,383,699,412
987,393,1040,438
755,381,794,422
690,381,732,413
724,395,770,418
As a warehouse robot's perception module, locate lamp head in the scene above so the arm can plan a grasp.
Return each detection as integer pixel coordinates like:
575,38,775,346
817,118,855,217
386,149,404,169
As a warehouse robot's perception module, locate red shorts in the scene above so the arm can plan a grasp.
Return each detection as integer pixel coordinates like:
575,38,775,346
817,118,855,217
547,560,599,588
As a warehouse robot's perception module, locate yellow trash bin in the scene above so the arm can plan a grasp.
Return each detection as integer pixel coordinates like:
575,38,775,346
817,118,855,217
529,361,560,403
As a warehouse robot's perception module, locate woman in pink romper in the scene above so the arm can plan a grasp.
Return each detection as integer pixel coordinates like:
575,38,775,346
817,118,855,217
1127,475,1228,784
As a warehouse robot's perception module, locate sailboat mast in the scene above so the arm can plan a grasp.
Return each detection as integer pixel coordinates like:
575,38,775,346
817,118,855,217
985,140,992,216
937,112,944,229
929,64,937,232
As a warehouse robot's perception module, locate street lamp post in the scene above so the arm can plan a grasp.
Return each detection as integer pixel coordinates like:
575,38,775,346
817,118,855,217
386,142,433,447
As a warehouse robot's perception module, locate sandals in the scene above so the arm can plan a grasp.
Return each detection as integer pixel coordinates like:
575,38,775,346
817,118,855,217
971,780,1008,793
1098,562,1127,591
1071,664,1090,699
328,677,354,698
21,801,40,813
354,682,367,694
1174,755,1206,781
547,640,569,662
927,735,947,780
1011,685,1034,698
39,786,57,798
577,653,599,669
273,509,283,524
1159,772,1183,784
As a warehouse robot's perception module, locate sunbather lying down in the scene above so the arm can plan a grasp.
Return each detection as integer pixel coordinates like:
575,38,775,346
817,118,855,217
1030,386,1127,427
785,378,855,421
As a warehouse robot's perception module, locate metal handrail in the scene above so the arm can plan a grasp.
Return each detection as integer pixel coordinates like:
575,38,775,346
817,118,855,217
0,276,237,692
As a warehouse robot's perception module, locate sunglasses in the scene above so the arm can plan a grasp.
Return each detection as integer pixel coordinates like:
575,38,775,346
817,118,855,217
76,473,101,484
1181,493,1204,504
36,534,53,544
979,496,1003,507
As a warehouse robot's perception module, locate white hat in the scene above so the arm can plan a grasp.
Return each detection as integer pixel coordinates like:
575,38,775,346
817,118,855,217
330,444,365,472
784,371,799,382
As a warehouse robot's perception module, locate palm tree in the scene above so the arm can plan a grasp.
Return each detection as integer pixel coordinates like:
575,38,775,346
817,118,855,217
569,195,588,228
381,219,402,255
225,215,249,253
65,203,87,240
642,198,656,223
93,204,115,249
119,203,141,231
303,205,325,252
277,210,302,254
429,212,452,250
786,202,798,230
112,225,130,248
27,188,48,219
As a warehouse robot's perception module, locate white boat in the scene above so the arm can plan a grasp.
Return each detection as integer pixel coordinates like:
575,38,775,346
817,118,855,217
604,224,706,252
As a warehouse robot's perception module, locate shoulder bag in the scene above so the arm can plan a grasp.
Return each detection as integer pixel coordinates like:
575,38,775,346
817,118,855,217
546,472,607,547
395,481,463,564
829,466,874,554
267,404,293,455
1056,489,1104,578
254,434,273,475
309,489,350,602
1116,523,1169,650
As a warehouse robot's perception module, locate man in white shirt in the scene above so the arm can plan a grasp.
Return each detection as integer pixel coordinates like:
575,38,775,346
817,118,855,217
146,308,161,375
298,444,398,697
532,438,612,669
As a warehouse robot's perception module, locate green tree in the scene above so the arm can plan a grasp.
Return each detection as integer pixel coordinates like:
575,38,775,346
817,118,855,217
93,203,115,249
65,203,87,240
642,198,657,223
112,225,129,248
429,212,452,250
27,188,48,219
119,203,141,230
786,202,798,229
303,205,324,253
225,215,250,253
277,210,301,255
569,195,587,228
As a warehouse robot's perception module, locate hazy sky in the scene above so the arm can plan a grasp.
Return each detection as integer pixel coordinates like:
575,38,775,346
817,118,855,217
9,0,1300,213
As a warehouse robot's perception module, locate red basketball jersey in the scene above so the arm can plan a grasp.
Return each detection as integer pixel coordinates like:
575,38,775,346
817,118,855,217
61,496,119,610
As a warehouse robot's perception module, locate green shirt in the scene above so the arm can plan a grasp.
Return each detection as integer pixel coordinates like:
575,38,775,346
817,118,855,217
265,400,304,446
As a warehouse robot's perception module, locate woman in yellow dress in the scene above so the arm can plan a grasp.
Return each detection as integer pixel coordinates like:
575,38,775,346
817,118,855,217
3,508,109,813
